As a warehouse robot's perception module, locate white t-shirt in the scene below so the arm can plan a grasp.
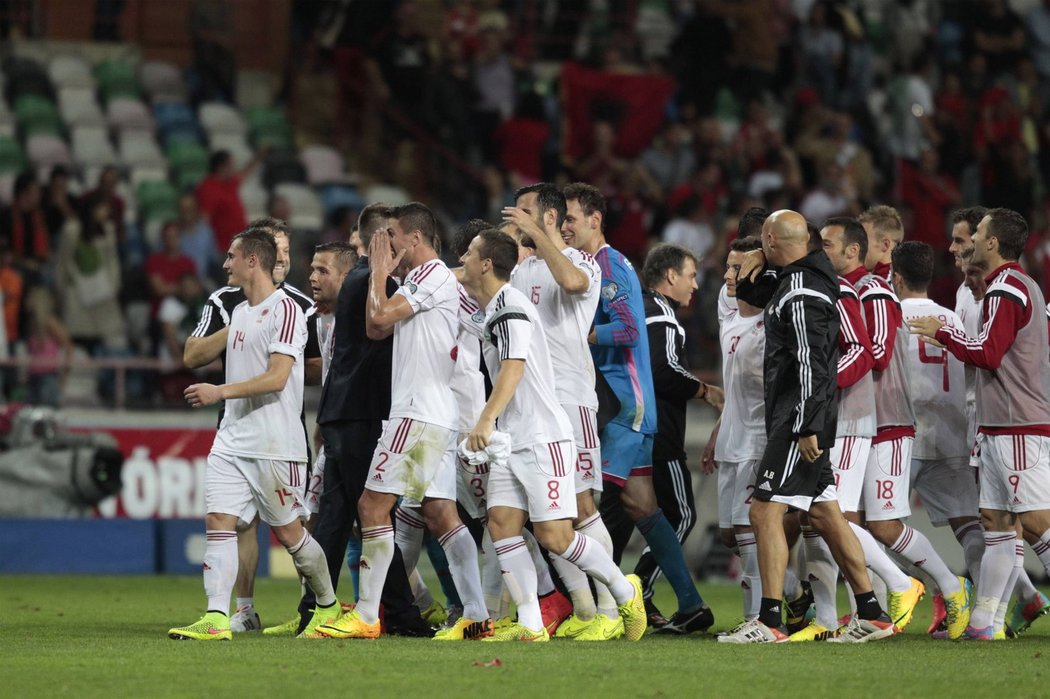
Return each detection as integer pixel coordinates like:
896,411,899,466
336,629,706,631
157,295,189,364
468,283,572,447
452,283,486,433
715,307,767,463
213,289,307,462
389,259,460,430
316,311,335,382
900,298,968,460
510,247,601,410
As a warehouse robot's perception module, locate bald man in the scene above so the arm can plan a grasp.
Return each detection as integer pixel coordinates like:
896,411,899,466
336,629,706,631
720,210,895,644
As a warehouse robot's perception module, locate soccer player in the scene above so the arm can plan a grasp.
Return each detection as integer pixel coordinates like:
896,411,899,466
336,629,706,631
720,210,895,644
318,202,490,641
169,228,339,640
857,205,905,282
504,183,608,638
457,228,646,642
636,242,726,631
950,208,988,448
909,208,1050,639
562,182,712,634
183,218,320,633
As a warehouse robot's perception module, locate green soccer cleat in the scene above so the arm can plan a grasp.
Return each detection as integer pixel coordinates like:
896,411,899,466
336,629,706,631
482,622,550,642
262,615,301,637
420,600,448,627
554,613,596,639
168,611,232,641
572,613,624,641
315,608,380,639
618,574,648,642
298,601,344,639
1006,590,1050,636
943,577,974,640
433,617,494,641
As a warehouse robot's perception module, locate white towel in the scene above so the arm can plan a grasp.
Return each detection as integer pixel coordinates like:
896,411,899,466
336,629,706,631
457,430,512,471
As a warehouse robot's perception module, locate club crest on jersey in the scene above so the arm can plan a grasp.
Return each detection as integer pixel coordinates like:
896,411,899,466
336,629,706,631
261,309,269,317
471,309,484,323
405,281,418,294
601,282,619,300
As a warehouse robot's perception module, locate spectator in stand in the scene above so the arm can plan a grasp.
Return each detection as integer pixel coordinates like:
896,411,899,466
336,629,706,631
23,286,73,408
0,172,50,276
156,271,207,402
472,13,515,156
934,71,973,176
900,148,961,247
188,0,235,103
799,161,854,224
795,111,875,205
146,221,198,318
267,193,291,225
373,0,430,114
78,165,125,244
799,1,844,101
323,206,357,245
577,120,630,197
42,166,78,242
195,149,265,253
423,39,478,161
176,193,220,289
493,92,550,188
1029,0,1050,83
0,245,20,398
661,194,715,263
607,166,657,265
969,0,1027,78
639,121,696,197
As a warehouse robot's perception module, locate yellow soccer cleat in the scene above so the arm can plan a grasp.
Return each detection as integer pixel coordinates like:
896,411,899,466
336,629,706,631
886,577,925,632
554,613,596,639
481,622,550,642
297,601,344,639
618,574,648,642
943,577,974,640
433,617,494,641
168,611,232,641
421,600,448,627
494,616,513,630
315,608,380,639
788,622,838,642
262,615,301,637
572,613,624,641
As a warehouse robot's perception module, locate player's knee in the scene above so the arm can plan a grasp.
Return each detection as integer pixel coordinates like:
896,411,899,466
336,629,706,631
356,490,388,526
206,512,238,531
620,490,655,521
421,501,456,534
536,524,574,555
271,521,304,549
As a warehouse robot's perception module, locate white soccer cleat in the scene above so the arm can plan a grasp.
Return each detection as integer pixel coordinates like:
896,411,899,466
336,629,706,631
230,606,262,632
827,616,897,643
716,618,789,644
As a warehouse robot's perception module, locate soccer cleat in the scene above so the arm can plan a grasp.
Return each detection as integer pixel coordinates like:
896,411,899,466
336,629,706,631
573,614,624,641
539,589,573,635
168,611,232,641
716,618,789,644
618,574,648,642
943,577,974,640
230,605,261,632
961,624,995,641
298,602,345,639
385,612,436,638
652,606,714,635
1006,590,1050,636
433,617,495,641
827,615,897,643
886,577,925,631
993,627,1008,640
645,599,669,629
316,608,381,639
927,593,946,636
494,616,513,630
420,600,448,627
482,622,550,642
788,622,838,642
785,583,814,634
554,613,595,639
262,615,300,637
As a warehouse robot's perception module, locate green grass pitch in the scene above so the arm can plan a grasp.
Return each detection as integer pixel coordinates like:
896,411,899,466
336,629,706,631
5,574,1050,698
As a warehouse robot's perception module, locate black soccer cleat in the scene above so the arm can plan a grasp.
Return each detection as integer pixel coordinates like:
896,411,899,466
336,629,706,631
386,613,437,638
785,582,814,634
645,598,669,629
651,605,714,635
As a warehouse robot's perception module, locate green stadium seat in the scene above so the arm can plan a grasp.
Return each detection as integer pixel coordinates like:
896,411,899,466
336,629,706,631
136,179,178,223
0,136,25,174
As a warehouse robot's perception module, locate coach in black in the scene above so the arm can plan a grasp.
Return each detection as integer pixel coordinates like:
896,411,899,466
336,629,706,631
721,209,893,644
296,203,428,636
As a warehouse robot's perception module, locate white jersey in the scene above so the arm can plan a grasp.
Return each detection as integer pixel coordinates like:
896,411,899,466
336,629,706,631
470,283,572,446
510,247,601,410
715,307,767,463
389,259,460,430
316,311,335,382
900,298,968,460
954,282,981,442
452,283,486,433
213,289,307,462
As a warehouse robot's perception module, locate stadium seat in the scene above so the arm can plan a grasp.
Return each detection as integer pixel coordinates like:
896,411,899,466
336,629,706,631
3,56,54,105
106,97,153,132
154,102,202,147
118,131,165,168
13,94,63,137
319,183,365,215
138,61,183,99
208,131,253,168
246,106,293,148
239,180,268,221
136,179,178,223
275,182,324,231
48,55,94,90
300,144,352,185
198,101,246,137
263,150,306,189
95,59,140,103
0,174,15,205
0,135,25,175
236,70,277,111
71,125,118,167
167,140,209,190
25,133,72,170
362,183,411,207
128,164,168,190
58,87,106,127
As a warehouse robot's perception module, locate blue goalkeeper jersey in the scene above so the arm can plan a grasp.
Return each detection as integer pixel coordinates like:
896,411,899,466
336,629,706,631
590,244,657,435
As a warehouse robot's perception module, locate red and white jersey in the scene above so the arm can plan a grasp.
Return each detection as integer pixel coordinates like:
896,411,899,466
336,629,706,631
715,308,766,463
900,298,968,459
936,262,1050,435
836,280,876,438
316,311,335,383
389,259,460,430
955,282,981,443
717,283,734,325
213,289,307,462
510,247,602,410
452,283,486,433
474,283,572,446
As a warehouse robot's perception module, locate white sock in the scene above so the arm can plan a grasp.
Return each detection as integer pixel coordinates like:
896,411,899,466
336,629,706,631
556,532,633,604
784,562,802,601
394,506,425,574
952,520,984,586
972,531,1018,630
994,543,1025,633
235,596,253,611
480,529,505,618
577,512,619,618
890,524,961,595
801,526,838,629
1033,528,1050,576
549,553,597,620
1015,567,1039,603
849,522,911,592
736,531,762,621
288,530,336,607
439,524,487,621
356,525,395,623
521,528,555,596
409,568,435,609
204,530,238,614
494,536,542,631
871,572,888,610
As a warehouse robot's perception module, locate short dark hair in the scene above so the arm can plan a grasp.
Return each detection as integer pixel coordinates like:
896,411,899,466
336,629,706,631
858,204,905,243
515,183,567,228
824,216,868,261
248,216,290,238
476,229,518,281
357,203,392,249
891,240,934,292
807,221,822,253
13,171,37,199
563,182,607,231
642,243,697,288
392,201,441,254
453,218,492,258
950,206,988,237
314,241,356,270
234,227,277,274
209,150,232,174
730,235,763,253
986,207,1028,261
738,207,769,238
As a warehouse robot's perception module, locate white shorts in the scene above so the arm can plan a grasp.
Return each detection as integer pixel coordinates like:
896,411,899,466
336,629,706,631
566,404,602,494
910,457,978,526
365,418,457,504
716,459,758,528
487,440,578,522
862,436,913,521
831,435,871,513
304,448,325,515
206,451,306,527
977,433,1050,513
456,432,490,520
